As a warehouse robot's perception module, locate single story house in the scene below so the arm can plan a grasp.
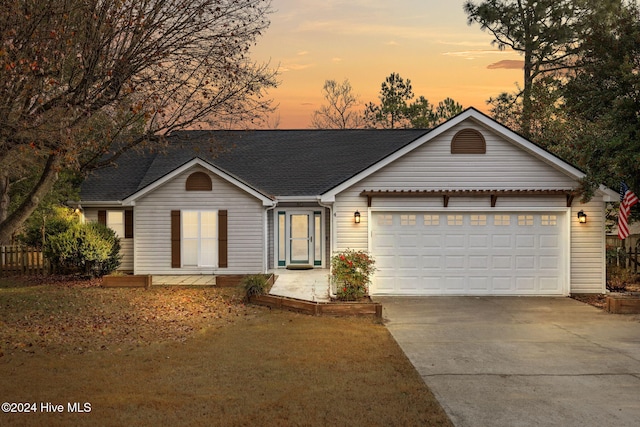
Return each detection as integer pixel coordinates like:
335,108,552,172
77,108,617,295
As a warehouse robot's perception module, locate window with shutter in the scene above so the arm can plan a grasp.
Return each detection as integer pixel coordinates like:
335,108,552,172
99,210,132,238
170,210,228,268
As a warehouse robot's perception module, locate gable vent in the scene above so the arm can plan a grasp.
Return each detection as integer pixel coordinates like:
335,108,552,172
451,129,486,154
186,171,212,191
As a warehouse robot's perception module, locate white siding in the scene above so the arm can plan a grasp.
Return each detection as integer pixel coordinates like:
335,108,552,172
334,120,606,294
134,165,265,275
84,208,134,272
570,198,606,293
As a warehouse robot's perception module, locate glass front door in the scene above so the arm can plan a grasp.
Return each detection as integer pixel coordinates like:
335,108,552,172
290,214,311,264
277,210,323,267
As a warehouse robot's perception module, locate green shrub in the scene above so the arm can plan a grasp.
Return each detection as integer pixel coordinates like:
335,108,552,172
19,206,78,249
331,250,376,301
45,221,121,277
243,274,269,299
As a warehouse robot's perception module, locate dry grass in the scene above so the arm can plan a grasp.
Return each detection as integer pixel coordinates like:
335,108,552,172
0,276,452,426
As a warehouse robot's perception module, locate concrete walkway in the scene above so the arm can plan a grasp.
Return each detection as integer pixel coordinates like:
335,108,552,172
269,268,331,302
376,296,640,427
151,270,329,300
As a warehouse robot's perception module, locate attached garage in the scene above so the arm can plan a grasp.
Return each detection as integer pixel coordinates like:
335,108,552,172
370,211,567,295
324,109,618,296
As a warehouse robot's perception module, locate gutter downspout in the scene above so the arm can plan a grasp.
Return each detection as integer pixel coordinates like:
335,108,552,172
317,198,336,299
264,201,278,274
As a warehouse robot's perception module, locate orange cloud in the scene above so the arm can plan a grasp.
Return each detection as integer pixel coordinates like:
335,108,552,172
487,60,524,70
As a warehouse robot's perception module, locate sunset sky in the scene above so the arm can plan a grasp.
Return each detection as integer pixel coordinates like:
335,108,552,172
251,0,524,129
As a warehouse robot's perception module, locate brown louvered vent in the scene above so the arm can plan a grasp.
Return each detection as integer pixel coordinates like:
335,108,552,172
185,171,212,191
451,129,486,154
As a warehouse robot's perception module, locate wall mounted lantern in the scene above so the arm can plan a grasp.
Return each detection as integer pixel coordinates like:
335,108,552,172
577,210,587,223
354,211,361,224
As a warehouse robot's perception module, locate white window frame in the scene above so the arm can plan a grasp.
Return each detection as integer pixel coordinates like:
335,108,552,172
107,211,124,238
182,210,218,268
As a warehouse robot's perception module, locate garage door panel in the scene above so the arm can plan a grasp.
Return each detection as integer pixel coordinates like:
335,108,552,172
397,255,419,268
446,255,465,269
373,233,396,248
540,235,559,248
492,234,512,248
492,276,513,290
422,255,442,268
516,235,535,248
371,211,566,295
539,256,558,269
421,276,444,290
469,276,489,291
516,277,536,291
375,254,396,268
445,276,465,290
445,234,465,248
516,255,535,269
422,235,442,247
397,233,419,247
492,255,513,269
469,255,488,269
539,277,560,291
397,276,419,290
469,234,489,248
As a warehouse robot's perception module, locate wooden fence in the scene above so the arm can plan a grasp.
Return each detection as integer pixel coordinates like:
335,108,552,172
606,236,640,272
0,245,50,276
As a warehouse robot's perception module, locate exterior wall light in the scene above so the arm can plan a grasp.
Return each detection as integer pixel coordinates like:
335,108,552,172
577,210,587,223
354,211,361,224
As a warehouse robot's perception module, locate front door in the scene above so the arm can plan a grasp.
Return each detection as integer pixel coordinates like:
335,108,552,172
277,210,323,267
290,213,312,264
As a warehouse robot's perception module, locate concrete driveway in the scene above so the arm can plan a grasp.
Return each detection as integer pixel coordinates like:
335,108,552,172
376,296,640,427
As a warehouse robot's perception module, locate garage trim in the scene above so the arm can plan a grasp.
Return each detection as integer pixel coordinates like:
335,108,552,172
361,189,577,208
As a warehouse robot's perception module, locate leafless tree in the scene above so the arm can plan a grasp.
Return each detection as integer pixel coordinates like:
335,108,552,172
0,0,278,243
311,79,363,129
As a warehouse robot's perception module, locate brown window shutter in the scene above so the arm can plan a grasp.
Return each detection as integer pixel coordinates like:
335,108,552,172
124,210,134,239
186,172,212,191
218,210,228,268
451,129,486,154
98,210,106,225
171,210,181,268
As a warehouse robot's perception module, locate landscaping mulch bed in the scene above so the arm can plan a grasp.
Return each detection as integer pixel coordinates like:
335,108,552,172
571,283,640,312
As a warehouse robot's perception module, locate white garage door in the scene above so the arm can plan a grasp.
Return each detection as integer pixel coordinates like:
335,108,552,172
370,211,567,295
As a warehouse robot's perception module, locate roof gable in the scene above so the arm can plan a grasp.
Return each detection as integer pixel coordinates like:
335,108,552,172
122,158,275,206
320,108,617,202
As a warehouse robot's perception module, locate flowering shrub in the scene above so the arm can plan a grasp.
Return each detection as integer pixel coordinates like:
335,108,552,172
331,250,376,301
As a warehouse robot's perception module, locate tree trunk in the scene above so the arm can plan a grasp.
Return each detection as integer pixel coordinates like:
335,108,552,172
0,170,9,223
521,3,533,139
521,52,533,139
0,154,61,244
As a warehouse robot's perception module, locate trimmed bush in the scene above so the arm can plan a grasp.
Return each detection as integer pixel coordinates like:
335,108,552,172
45,221,121,277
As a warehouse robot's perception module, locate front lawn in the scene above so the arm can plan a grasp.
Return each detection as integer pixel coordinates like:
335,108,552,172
0,277,452,426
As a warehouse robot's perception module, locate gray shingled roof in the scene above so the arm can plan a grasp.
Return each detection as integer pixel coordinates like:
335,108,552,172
79,129,428,201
